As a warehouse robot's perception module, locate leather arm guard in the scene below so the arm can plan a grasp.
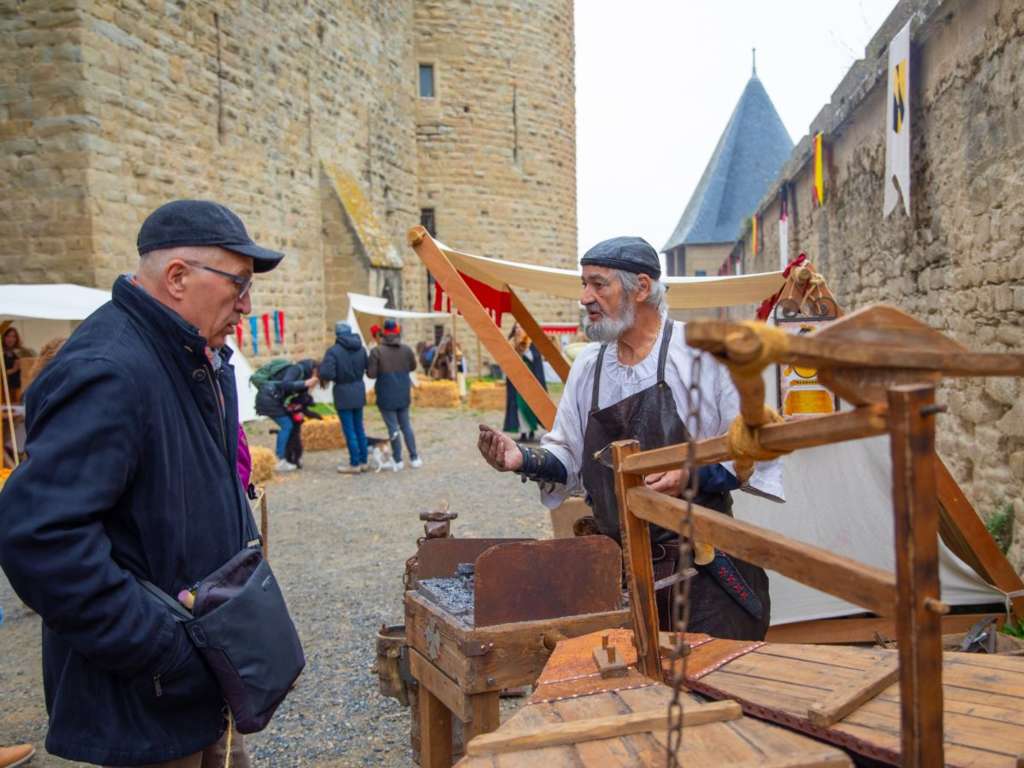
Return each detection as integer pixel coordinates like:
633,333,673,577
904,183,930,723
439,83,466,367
515,444,568,491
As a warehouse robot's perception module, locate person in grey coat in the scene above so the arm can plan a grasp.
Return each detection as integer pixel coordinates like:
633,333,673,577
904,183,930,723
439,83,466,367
367,319,421,469
319,322,369,473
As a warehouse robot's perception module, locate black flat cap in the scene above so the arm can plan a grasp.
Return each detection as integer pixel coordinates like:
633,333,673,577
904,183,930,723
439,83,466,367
579,236,661,279
137,200,284,273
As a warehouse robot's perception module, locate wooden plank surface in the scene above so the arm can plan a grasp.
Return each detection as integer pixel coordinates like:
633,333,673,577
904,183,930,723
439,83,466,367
693,639,1024,767
627,486,897,616
807,658,899,727
466,702,741,756
456,630,853,767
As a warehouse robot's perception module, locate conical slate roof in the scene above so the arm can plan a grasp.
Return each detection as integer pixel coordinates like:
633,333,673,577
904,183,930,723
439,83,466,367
662,74,793,251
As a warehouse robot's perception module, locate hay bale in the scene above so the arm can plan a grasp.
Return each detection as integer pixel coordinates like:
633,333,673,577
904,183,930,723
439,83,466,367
250,446,276,484
413,379,461,408
303,416,346,451
468,381,505,411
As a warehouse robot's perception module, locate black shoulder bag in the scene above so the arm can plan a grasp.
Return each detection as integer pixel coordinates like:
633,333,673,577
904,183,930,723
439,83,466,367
140,545,305,733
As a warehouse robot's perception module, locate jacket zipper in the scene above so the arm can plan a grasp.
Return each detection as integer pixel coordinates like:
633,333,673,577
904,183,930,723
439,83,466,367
153,674,163,697
206,368,227,454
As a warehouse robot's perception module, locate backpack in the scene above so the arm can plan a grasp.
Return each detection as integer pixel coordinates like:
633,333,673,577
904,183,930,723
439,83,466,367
250,359,292,392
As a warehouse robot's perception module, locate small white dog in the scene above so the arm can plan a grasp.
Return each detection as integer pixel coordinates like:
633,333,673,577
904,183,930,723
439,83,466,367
367,437,397,473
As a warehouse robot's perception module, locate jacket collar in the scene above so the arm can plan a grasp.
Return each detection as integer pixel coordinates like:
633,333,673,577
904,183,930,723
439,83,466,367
112,275,231,367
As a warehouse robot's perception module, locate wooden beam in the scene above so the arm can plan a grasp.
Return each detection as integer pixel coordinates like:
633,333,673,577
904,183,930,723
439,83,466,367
465,700,742,756
627,487,897,617
685,316,1024,377
807,658,899,727
419,677,453,768
619,405,888,475
410,648,472,722
611,440,662,679
408,226,556,429
463,691,501,744
764,612,1003,644
888,384,944,768
934,456,1024,618
508,286,571,384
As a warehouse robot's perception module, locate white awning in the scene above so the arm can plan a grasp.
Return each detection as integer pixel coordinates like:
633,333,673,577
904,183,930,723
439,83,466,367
0,283,257,423
436,242,785,309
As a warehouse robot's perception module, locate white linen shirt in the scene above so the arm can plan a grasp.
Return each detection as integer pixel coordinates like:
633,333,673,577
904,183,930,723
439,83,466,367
540,319,785,508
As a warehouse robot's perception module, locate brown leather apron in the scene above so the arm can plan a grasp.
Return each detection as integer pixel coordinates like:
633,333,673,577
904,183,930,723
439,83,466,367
579,319,770,640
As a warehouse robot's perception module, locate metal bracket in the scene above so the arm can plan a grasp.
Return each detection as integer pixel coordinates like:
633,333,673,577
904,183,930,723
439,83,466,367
460,640,495,657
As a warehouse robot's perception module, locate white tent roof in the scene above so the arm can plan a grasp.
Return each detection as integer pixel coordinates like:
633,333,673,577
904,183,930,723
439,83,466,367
345,292,449,347
437,242,785,310
0,283,110,320
0,283,257,422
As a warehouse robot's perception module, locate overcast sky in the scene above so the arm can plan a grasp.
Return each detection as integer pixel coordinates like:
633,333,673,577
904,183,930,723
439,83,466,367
574,0,898,259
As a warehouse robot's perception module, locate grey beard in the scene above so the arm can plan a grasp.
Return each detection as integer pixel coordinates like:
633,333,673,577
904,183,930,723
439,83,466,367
584,301,635,342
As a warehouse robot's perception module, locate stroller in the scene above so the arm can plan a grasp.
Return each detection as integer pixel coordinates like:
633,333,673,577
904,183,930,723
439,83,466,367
269,391,322,469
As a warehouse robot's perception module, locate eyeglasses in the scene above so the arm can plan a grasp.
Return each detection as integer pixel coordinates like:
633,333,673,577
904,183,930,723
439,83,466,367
185,261,254,299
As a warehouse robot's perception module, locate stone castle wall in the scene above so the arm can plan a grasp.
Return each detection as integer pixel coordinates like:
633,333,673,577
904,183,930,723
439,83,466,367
732,0,1024,565
1,0,577,371
413,0,578,372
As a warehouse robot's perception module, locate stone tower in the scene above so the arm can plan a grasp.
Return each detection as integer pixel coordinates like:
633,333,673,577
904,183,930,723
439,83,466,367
412,0,578,330
0,1,577,365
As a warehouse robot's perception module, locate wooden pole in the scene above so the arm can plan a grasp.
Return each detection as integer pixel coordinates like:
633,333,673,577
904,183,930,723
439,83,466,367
610,439,661,679
888,384,944,768
508,287,571,384
408,227,556,428
934,456,1024,618
0,347,18,468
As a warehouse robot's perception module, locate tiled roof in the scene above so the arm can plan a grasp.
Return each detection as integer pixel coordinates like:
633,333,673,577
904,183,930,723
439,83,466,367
663,75,793,251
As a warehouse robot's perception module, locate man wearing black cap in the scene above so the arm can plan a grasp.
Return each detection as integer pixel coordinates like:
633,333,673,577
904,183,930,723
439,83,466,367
0,200,289,766
478,236,784,641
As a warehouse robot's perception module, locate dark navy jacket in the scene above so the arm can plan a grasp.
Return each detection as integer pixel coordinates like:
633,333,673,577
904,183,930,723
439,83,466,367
319,330,367,410
0,276,259,766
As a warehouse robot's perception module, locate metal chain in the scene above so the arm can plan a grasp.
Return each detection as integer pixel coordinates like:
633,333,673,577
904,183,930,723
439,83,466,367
667,351,703,768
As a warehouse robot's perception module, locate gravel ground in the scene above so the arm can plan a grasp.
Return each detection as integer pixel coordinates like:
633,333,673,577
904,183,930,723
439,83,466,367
0,406,549,767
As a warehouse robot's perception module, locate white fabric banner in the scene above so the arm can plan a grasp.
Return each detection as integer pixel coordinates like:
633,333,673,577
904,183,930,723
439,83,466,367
884,20,912,216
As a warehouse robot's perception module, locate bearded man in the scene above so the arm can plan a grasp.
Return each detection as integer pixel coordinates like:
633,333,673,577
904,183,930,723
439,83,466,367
478,236,783,639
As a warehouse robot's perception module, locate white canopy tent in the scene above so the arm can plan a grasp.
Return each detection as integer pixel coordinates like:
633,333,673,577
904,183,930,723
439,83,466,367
0,283,257,422
436,241,786,309
345,291,450,343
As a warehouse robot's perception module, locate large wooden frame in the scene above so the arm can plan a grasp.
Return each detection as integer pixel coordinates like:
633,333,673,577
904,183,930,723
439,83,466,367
406,230,1024,634
610,314,1024,767
408,227,569,430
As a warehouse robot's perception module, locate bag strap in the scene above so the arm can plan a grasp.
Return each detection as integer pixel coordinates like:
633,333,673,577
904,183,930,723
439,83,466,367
138,578,193,621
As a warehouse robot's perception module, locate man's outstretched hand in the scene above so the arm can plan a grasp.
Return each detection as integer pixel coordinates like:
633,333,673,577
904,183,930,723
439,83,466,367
477,424,524,472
